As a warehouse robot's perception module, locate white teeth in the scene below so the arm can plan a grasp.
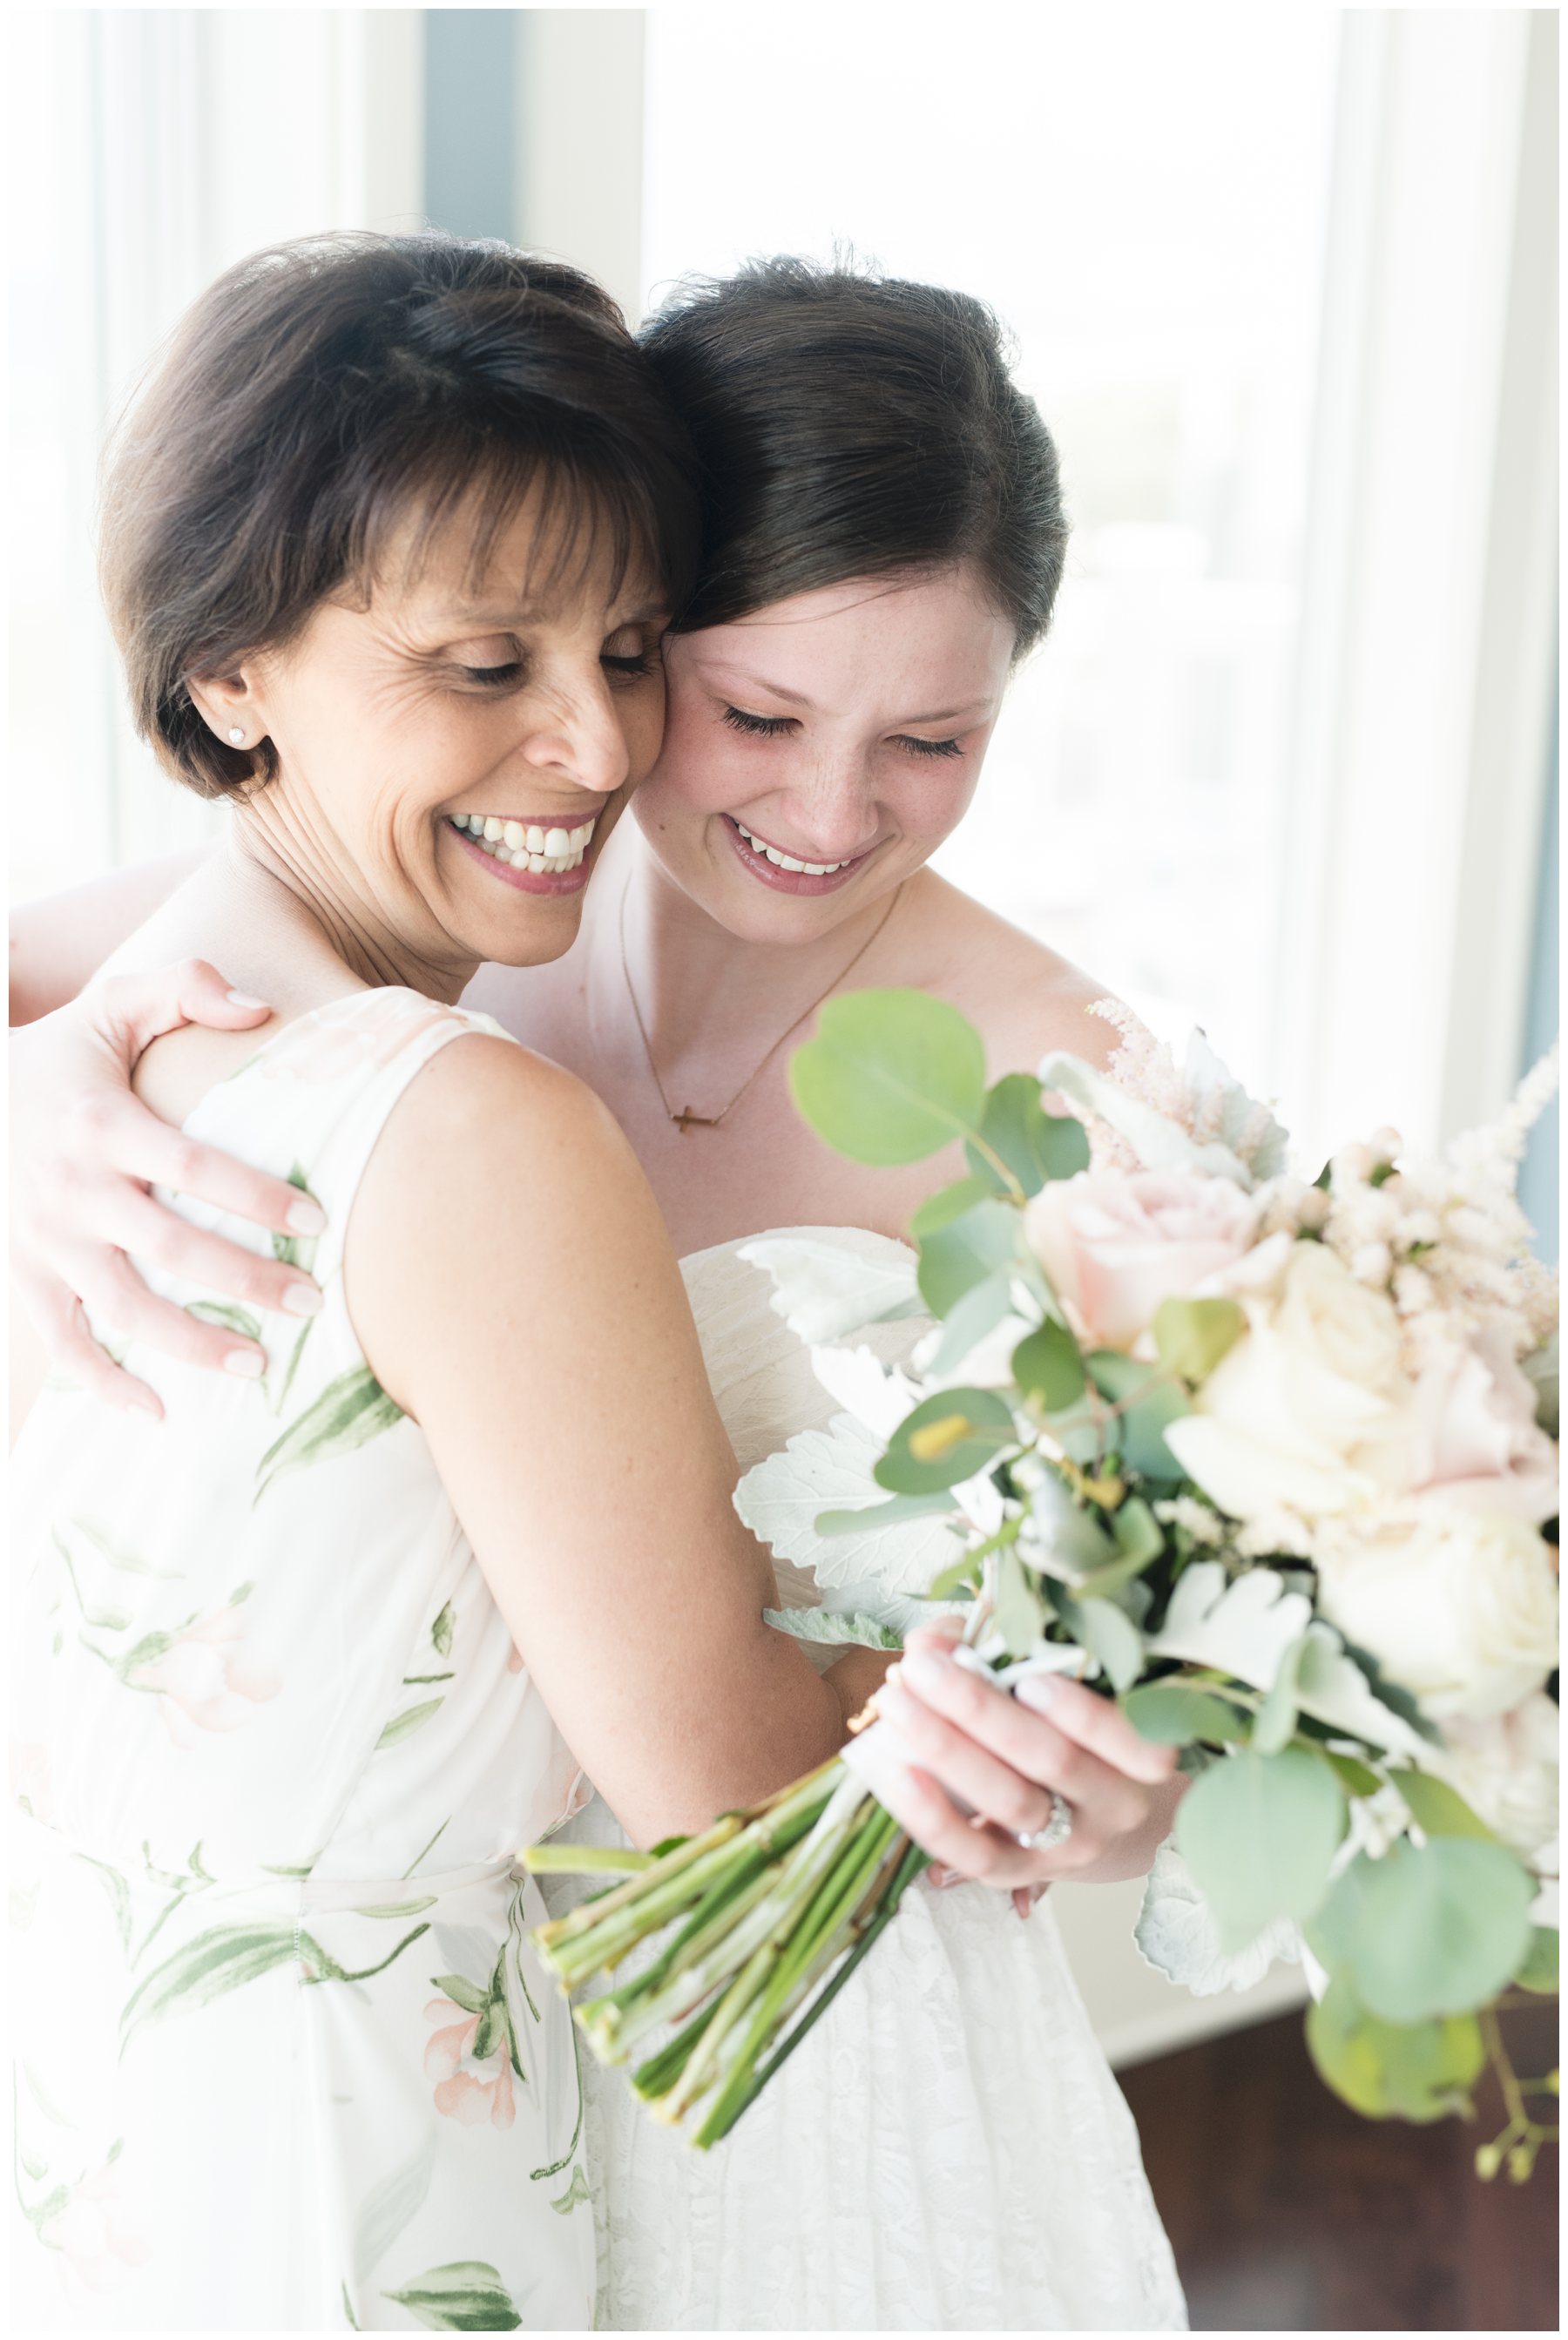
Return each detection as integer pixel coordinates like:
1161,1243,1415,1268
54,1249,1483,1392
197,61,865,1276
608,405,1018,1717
452,813,591,875
733,820,846,876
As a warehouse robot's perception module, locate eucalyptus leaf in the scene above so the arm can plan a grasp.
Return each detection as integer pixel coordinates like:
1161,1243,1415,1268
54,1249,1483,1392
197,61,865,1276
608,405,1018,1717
1176,1747,1346,1953
1388,1769,1497,1843
1122,1681,1250,1748
1011,1319,1086,1411
1252,1631,1310,1756
1111,1497,1163,1566
916,1199,1018,1314
1306,1978,1484,2123
1056,1592,1144,1692
924,1274,1016,1376
789,989,987,1165
964,1072,1089,1197
909,1175,997,1240
1307,1837,1535,2023
993,1543,1049,1657
874,1386,1017,1495
1085,1352,1189,1481
1514,1925,1559,1994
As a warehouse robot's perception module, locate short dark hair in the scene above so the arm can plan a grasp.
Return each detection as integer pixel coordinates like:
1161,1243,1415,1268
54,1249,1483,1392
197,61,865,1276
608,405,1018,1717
100,231,700,796
639,255,1068,655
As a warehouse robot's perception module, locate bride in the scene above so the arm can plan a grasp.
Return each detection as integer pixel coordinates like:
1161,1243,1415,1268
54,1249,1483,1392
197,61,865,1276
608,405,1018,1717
13,253,1186,2329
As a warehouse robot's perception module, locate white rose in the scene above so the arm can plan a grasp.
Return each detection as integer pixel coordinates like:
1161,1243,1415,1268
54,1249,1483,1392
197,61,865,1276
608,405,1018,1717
1163,1241,1411,1523
1436,1694,1559,1858
1314,1511,1559,1722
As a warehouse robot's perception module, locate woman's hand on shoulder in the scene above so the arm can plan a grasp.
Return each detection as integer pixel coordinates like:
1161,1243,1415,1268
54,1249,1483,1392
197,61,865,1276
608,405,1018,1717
10,961,324,1413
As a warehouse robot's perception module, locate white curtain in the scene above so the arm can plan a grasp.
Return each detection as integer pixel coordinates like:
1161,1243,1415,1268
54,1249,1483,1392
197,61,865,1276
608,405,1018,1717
8,8,422,899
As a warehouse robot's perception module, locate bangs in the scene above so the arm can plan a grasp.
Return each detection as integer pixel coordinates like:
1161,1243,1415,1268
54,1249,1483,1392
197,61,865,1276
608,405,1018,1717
351,437,670,616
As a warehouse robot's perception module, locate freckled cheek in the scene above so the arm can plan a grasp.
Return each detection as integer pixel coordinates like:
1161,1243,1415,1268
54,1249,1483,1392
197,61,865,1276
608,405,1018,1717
893,763,981,854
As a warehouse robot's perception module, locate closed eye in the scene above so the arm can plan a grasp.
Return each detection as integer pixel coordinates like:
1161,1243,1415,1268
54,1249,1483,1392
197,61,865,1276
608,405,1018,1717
896,735,963,761
722,704,797,739
459,660,524,686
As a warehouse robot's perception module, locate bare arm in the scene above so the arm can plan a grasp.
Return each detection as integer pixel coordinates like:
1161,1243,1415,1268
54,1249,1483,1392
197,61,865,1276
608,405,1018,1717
10,850,212,1026
349,1034,885,1845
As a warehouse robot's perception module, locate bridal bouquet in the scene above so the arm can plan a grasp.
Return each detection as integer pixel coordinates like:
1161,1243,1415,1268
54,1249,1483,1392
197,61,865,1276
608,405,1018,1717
528,991,1558,2166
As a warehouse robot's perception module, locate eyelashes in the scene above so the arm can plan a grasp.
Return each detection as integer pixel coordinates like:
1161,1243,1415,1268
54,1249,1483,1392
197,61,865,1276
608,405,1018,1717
722,705,794,739
722,705,963,760
455,650,659,689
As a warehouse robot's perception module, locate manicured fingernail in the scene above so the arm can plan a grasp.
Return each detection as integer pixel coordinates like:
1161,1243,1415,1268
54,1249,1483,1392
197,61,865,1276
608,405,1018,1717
224,1349,267,1378
226,990,270,1010
1016,1674,1063,1714
123,1389,163,1420
286,1198,327,1236
902,1649,949,1694
280,1282,323,1318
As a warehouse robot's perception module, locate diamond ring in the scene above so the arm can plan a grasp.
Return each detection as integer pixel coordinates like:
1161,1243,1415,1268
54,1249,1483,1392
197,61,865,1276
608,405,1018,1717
1016,1792,1073,1855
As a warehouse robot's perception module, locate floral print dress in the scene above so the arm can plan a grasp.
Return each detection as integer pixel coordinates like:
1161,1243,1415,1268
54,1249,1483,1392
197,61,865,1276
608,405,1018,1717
10,990,595,2332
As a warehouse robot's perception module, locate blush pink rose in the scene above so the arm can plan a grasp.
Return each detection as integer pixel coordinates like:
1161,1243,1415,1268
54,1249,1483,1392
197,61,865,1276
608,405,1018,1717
1024,1169,1260,1350
1398,1327,1558,1523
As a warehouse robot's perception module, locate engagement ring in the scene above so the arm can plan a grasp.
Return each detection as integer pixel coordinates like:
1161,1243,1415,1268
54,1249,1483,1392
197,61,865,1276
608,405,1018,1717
1017,1793,1073,1855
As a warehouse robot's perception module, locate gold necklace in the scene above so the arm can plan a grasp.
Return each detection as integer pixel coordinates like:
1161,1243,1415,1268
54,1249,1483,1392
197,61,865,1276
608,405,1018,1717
618,876,904,1133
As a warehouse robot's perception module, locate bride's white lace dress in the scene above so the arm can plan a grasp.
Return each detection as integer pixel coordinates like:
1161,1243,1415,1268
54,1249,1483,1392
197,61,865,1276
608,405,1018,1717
551,1232,1187,2333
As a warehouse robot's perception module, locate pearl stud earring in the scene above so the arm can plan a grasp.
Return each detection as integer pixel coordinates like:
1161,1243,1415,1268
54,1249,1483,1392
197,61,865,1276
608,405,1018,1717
227,727,246,745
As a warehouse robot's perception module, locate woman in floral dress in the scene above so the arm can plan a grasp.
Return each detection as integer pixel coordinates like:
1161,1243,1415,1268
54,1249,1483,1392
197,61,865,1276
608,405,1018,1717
10,233,892,2330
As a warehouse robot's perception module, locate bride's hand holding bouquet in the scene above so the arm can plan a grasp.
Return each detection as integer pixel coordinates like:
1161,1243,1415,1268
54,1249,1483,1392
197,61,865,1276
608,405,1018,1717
529,991,1558,2169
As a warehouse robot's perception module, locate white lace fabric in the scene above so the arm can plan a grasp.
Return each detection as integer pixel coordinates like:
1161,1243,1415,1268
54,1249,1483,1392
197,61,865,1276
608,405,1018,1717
550,1232,1188,2331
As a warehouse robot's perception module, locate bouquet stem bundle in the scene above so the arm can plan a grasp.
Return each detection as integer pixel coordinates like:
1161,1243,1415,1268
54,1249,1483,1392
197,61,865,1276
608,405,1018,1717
525,1758,927,2147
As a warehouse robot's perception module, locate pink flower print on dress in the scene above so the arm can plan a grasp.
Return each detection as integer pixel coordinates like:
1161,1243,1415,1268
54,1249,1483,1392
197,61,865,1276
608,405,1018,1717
11,1740,58,1828
38,2158,150,2294
127,1605,280,1750
422,1997,517,2128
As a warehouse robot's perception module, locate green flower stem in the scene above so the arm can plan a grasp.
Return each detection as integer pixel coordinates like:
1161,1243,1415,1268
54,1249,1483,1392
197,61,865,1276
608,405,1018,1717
631,1996,726,2100
577,1862,784,2056
693,1803,901,2145
596,1776,870,2059
524,1845,656,1876
699,1837,930,2147
536,1768,839,1985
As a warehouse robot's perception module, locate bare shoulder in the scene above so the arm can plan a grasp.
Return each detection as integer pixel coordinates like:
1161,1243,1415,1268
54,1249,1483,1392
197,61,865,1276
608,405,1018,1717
894,873,1125,1075
361,1023,639,1227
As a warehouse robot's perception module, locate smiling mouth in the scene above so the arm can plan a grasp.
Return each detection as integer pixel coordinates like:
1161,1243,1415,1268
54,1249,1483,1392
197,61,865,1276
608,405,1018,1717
727,816,875,877
449,811,598,875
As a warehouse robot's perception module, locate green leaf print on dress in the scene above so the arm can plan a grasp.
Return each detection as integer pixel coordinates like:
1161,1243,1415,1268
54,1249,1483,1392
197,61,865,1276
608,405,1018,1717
380,2261,523,2331
122,1917,431,2046
254,1365,402,1501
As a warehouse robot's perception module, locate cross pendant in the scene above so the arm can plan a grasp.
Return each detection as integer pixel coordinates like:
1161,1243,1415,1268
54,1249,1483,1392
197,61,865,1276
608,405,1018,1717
673,1106,720,1133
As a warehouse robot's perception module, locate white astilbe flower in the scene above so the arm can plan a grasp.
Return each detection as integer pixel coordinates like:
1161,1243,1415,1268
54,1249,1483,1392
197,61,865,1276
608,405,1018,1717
1318,1047,1559,1381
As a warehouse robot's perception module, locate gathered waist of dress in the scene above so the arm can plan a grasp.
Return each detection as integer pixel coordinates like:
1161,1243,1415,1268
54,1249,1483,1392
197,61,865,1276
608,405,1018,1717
13,1804,527,1908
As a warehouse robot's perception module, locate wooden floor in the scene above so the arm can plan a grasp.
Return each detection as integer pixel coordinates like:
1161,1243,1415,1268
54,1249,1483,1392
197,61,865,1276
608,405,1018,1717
1119,2006,1559,2331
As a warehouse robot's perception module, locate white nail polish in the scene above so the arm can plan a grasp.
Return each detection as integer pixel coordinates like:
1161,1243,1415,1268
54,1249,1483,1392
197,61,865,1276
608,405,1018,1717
285,1200,326,1236
226,990,270,1010
280,1284,322,1318
224,1349,267,1378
